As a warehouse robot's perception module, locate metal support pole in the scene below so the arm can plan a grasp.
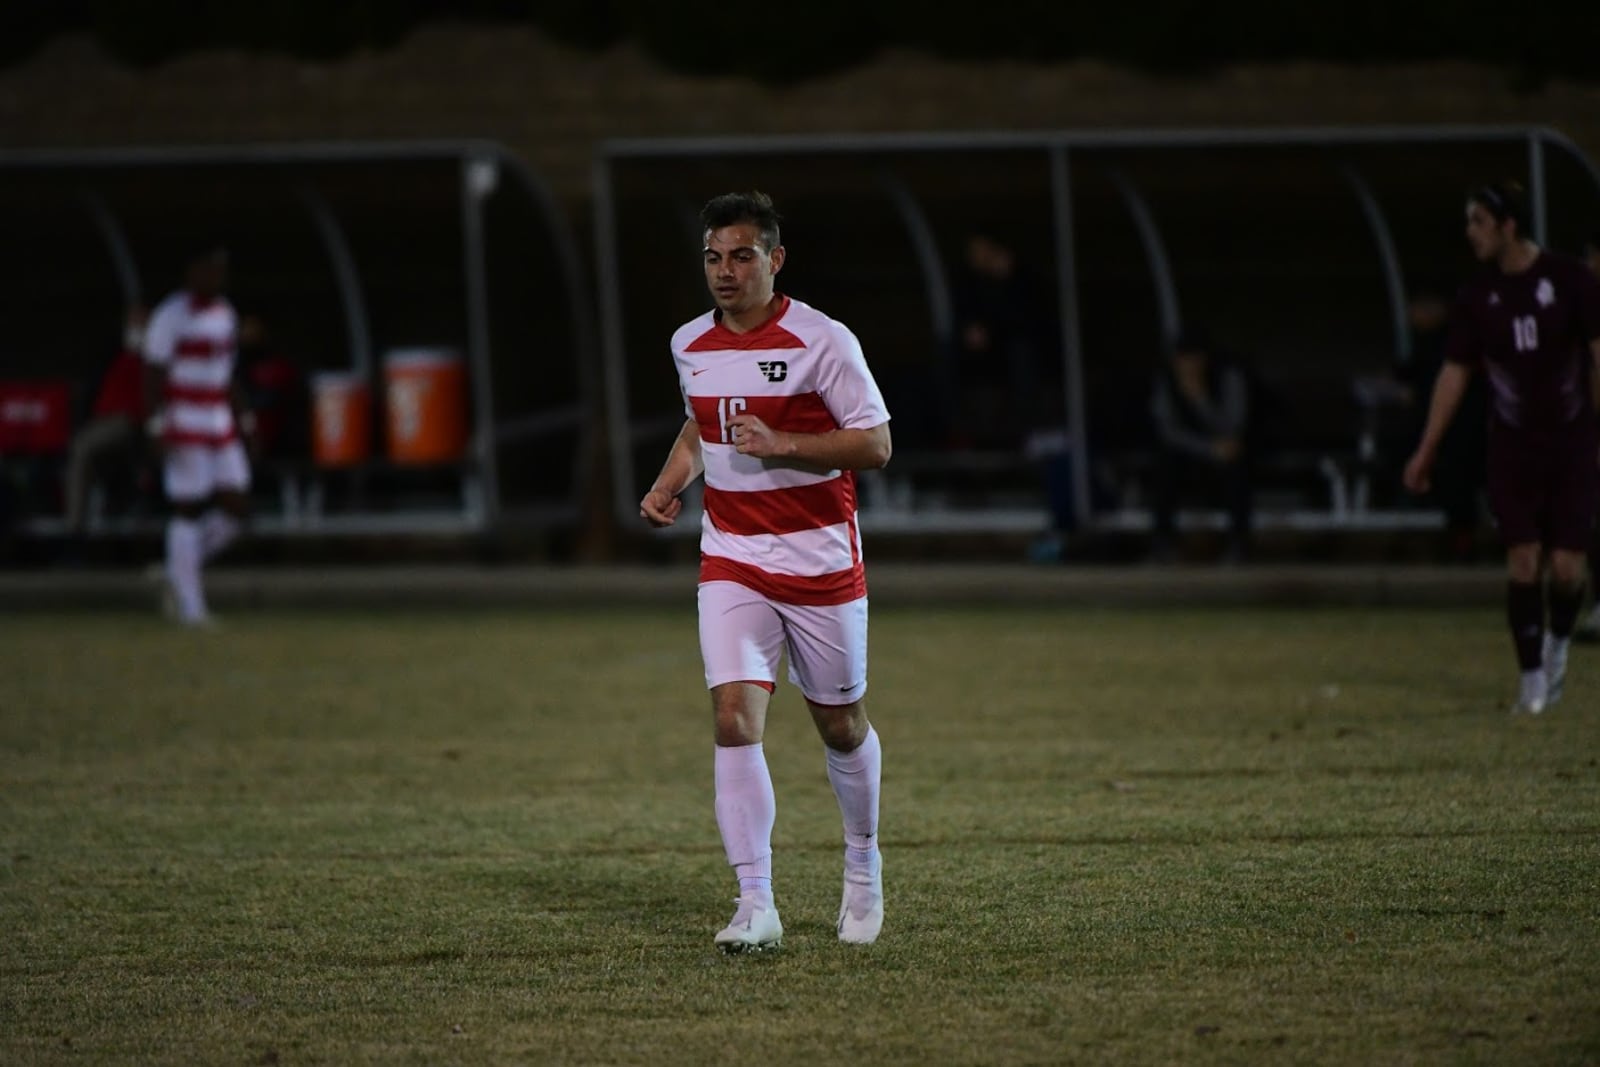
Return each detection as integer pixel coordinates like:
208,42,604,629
1340,164,1410,517
879,172,954,347
1109,170,1181,347
298,185,372,379
79,189,142,310
1048,146,1093,528
461,154,502,527
593,156,640,529
1341,165,1408,366
1527,133,1548,244
492,154,605,509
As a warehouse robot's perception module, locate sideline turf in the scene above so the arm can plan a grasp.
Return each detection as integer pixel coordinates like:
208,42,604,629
2,607,1596,1065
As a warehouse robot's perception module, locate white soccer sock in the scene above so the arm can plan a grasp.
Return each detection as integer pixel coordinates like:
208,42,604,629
714,743,775,893
198,511,241,562
165,518,207,622
825,726,881,867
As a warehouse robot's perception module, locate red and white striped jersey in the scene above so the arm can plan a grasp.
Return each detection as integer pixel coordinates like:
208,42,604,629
673,295,890,605
143,291,240,446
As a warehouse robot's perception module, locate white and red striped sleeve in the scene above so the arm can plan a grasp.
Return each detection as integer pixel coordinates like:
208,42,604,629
813,321,889,432
142,297,182,366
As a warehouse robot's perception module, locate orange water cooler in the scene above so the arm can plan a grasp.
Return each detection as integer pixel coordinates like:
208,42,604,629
384,348,468,465
309,371,372,467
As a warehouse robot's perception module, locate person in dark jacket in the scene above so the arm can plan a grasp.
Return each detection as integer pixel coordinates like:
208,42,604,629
1149,328,1253,562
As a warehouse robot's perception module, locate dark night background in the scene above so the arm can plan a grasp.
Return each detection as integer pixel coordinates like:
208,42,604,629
4,1,1600,558
3,1,1597,87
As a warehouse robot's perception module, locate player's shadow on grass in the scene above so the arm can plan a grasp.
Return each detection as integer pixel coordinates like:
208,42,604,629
506,860,857,952
509,864,717,937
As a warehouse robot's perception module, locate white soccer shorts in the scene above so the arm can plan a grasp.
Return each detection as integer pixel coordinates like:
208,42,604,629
164,441,251,502
697,579,869,706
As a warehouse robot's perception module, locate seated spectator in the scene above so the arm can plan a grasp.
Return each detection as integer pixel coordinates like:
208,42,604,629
946,232,1080,560
1148,328,1254,563
63,305,152,538
237,315,306,465
946,232,1057,450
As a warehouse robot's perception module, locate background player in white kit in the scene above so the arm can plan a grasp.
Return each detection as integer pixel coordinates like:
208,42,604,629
143,245,255,626
639,192,893,952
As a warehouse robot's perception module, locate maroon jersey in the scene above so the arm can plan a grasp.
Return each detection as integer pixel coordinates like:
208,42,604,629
1444,251,1600,430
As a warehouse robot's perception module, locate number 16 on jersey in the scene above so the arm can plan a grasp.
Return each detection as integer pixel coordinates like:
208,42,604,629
717,397,747,443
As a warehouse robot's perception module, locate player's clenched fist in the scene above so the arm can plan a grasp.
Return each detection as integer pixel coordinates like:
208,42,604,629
727,413,790,459
1401,447,1433,494
639,487,683,527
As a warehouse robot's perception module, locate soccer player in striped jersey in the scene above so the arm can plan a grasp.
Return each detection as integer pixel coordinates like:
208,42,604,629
640,192,892,951
1404,182,1600,713
142,245,255,627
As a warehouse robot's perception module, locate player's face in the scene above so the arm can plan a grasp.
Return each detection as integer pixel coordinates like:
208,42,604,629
703,224,784,318
1464,201,1509,263
188,254,228,298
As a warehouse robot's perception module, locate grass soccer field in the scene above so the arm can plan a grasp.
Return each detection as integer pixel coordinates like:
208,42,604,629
2,605,1598,1065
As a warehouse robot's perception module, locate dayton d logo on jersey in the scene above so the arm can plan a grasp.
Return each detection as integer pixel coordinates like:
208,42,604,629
758,361,788,382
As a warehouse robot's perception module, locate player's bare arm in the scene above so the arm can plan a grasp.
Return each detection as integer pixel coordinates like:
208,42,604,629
1403,361,1474,493
231,379,259,456
726,415,891,471
640,417,705,527
141,362,169,449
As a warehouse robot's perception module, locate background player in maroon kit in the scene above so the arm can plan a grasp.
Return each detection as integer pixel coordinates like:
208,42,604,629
1576,230,1600,641
1404,182,1600,712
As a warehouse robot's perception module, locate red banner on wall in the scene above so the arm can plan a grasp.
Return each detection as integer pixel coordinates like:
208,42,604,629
0,381,73,455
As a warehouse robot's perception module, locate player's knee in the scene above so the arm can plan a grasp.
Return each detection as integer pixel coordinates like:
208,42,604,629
1549,552,1586,587
1508,562,1540,584
710,685,766,745
1505,547,1541,583
810,701,868,751
713,710,762,746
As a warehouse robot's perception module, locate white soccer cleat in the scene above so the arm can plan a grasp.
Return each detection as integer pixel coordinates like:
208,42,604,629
837,850,884,945
714,892,782,954
1543,636,1568,708
1512,670,1548,715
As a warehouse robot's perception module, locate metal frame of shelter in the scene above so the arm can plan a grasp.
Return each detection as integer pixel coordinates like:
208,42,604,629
0,140,597,536
593,124,1600,535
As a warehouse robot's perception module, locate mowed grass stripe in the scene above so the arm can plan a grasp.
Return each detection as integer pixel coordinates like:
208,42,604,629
1,607,1596,1065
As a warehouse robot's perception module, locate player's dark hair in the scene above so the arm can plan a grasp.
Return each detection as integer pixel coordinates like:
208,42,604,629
182,242,229,275
1585,230,1600,255
700,191,782,251
1469,180,1528,233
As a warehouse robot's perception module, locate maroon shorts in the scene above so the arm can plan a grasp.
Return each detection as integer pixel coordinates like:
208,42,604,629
1486,417,1599,550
